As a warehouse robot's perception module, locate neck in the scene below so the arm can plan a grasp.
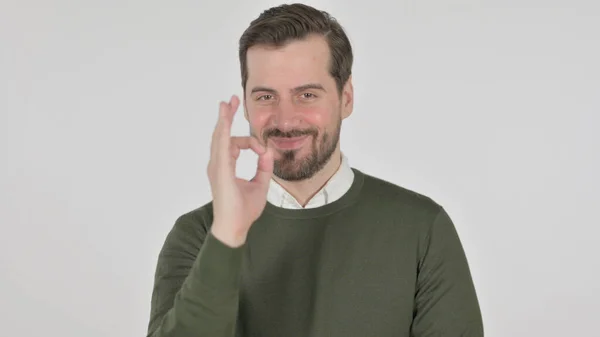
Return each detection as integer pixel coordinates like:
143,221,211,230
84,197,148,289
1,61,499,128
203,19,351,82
273,149,343,207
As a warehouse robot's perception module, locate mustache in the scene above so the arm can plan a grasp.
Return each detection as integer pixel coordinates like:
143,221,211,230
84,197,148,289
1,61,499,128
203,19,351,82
263,128,318,139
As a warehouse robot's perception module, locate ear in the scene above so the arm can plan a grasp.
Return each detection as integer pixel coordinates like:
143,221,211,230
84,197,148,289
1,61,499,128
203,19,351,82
341,75,354,119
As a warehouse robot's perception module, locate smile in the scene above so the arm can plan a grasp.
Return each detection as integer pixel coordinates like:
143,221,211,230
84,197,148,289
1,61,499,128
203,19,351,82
269,135,310,150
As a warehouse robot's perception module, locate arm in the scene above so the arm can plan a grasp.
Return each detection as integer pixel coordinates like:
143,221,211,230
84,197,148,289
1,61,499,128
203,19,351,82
411,206,484,337
146,211,244,337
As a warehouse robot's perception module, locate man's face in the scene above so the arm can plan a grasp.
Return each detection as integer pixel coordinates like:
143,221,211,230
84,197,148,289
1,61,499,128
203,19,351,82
244,34,353,181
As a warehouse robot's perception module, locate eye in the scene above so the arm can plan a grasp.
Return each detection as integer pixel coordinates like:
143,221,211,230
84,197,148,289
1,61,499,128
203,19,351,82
257,94,274,101
301,93,316,99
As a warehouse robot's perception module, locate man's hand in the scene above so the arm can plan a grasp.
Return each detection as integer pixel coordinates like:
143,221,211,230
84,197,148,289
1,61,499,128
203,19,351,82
207,95,274,247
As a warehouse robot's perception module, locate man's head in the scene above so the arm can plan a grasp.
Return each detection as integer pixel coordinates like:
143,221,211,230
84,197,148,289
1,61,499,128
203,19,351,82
239,3,354,181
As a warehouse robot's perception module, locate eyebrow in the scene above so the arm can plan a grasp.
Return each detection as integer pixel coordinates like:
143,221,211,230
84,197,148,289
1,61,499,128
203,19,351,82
250,83,326,95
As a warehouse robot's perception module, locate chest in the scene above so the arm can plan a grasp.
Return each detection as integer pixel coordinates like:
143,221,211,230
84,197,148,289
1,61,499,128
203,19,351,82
237,216,419,337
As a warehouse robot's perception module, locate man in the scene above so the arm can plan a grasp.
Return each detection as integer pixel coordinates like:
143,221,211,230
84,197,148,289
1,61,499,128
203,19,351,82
147,3,483,337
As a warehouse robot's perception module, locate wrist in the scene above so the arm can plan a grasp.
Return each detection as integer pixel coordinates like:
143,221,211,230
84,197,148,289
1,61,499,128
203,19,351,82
210,222,248,248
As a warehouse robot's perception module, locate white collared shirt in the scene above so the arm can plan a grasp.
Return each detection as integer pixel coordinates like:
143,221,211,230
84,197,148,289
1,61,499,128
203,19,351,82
267,154,355,209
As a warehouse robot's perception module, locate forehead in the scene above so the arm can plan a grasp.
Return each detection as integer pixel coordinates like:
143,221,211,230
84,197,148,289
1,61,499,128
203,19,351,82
245,35,332,88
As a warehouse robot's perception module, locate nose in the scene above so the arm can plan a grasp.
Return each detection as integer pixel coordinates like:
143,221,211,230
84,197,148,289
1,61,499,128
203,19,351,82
272,101,301,131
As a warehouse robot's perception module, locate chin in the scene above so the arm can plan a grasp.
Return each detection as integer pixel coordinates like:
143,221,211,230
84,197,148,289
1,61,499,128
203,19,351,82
273,151,321,181
273,168,316,182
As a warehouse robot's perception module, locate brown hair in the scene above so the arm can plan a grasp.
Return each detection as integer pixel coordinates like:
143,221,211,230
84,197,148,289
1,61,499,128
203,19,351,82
239,3,353,95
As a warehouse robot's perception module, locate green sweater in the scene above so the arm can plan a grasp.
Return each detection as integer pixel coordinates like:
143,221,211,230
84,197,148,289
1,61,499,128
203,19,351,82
147,168,483,337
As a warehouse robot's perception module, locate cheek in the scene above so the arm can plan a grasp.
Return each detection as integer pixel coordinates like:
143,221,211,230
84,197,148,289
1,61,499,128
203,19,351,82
247,104,336,130
247,110,271,139
298,106,330,127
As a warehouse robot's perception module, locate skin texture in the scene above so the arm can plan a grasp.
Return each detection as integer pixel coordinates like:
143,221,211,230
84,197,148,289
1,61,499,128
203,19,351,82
207,95,275,247
208,34,354,247
243,34,354,205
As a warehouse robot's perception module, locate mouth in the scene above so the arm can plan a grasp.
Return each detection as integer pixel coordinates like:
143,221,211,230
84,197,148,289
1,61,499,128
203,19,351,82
269,135,310,150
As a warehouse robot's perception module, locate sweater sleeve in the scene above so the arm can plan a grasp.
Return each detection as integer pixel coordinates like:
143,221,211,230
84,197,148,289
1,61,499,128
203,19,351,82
411,206,484,337
146,211,244,337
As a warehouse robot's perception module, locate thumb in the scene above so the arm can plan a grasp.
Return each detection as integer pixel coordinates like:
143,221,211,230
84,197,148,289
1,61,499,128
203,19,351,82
251,146,274,187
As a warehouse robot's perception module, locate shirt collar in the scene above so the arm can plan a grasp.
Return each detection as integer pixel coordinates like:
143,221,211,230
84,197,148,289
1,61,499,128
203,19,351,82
267,153,354,209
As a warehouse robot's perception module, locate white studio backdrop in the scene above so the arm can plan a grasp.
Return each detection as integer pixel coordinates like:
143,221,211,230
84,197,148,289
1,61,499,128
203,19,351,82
1,0,598,336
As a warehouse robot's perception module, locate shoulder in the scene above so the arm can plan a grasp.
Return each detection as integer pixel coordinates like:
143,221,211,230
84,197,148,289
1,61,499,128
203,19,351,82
174,201,215,231
162,201,215,250
355,168,443,220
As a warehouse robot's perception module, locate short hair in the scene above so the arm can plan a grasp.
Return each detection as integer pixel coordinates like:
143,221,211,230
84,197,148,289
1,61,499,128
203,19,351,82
239,3,353,95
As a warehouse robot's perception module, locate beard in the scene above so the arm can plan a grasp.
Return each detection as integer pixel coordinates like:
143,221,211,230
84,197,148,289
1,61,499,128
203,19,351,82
252,116,341,182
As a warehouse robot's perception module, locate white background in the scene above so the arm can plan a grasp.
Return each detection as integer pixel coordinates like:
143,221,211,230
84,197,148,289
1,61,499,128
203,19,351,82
1,0,599,336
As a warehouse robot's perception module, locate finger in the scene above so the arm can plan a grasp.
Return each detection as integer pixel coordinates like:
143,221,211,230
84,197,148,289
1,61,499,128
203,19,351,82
211,98,239,166
210,102,229,157
230,95,240,114
229,136,250,160
252,145,274,185
230,136,266,160
217,101,234,148
209,102,226,177
217,96,241,154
